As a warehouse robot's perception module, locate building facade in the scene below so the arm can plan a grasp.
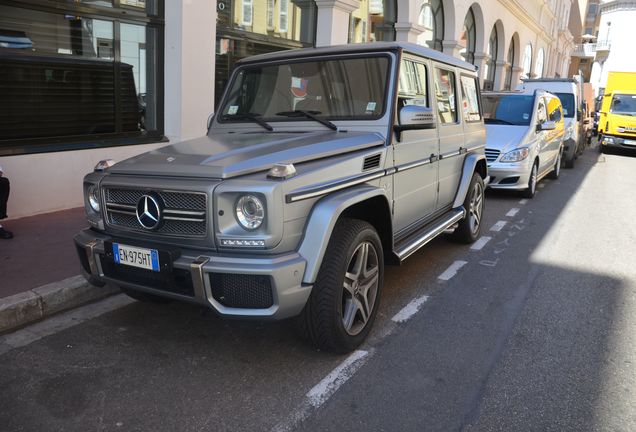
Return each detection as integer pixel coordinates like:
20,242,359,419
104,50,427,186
0,0,574,219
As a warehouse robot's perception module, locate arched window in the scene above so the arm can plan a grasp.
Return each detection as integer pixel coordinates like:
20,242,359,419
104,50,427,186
522,43,532,79
418,4,433,29
484,26,498,90
534,48,544,78
460,8,476,65
504,37,515,90
416,0,444,52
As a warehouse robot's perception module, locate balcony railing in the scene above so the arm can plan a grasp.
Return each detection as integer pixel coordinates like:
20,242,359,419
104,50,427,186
571,40,611,58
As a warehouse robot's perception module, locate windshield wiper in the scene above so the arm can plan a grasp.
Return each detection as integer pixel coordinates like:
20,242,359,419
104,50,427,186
484,118,516,125
221,113,273,131
275,110,338,131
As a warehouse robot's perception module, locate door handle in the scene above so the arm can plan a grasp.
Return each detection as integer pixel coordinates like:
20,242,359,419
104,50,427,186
429,153,438,163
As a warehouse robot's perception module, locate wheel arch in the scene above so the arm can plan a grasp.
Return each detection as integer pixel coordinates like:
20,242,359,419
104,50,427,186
298,185,392,284
452,153,488,208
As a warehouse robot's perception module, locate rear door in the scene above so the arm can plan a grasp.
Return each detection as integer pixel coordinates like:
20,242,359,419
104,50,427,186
392,56,439,234
434,66,464,210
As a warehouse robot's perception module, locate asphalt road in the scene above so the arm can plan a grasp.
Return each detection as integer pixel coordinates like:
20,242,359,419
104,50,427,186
1,144,635,432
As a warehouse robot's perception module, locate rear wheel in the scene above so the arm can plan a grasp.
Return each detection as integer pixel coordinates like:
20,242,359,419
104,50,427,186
296,218,384,353
522,161,538,199
450,172,484,244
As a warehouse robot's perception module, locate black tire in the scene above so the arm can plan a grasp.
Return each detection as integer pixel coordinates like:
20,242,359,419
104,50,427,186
120,287,173,304
548,148,562,179
522,161,538,199
450,172,485,244
564,151,575,168
296,218,384,354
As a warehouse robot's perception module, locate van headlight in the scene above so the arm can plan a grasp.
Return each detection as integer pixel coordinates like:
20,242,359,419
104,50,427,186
88,185,101,212
500,148,529,162
235,194,265,230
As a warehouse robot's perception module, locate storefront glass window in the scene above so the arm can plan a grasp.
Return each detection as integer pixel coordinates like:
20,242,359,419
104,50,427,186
348,1,396,43
0,2,163,155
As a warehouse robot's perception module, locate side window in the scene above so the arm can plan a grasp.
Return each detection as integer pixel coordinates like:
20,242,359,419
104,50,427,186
536,99,547,124
398,59,429,109
548,98,563,122
460,75,481,122
434,68,458,124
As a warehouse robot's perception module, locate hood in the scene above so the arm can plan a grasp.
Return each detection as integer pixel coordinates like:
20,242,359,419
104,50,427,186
485,125,530,153
108,131,385,179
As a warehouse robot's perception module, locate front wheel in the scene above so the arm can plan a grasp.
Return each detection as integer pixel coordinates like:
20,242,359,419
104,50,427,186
522,161,538,199
296,218,384,353
548,148,562,179
450,172,485,244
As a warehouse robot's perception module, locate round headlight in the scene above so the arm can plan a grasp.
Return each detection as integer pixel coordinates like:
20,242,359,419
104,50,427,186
235,195,265,230
88,185,100,212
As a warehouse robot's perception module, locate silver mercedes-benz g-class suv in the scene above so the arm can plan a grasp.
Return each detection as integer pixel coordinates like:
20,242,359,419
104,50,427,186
74,42,488,353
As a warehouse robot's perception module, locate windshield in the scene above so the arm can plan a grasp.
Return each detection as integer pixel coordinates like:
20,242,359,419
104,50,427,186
610,94,636,115
555,93,575,118
218,56,390,124
482,95,535,126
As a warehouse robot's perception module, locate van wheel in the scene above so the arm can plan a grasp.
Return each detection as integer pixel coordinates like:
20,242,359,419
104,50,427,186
296,218,384,354
450,172,484,244
522,161,538,199
548,148,562,179
121,287,173,304
564,151,575,168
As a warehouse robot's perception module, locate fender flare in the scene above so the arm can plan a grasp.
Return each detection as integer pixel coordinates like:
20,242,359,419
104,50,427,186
452,152,487,209
298,184,390,284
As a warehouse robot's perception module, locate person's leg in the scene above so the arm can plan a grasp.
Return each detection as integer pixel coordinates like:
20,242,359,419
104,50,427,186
0,177,13,239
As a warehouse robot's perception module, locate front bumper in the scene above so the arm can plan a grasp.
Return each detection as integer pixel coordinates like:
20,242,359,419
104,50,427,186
74,229,311,320
600,134,636,150
486,158,533,190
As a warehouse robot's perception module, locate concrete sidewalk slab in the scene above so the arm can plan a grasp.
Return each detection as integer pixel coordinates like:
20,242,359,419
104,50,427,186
0,275,118,334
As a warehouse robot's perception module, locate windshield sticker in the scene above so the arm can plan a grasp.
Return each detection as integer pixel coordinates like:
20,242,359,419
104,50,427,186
291,77,308,98
523,113,529,120
228,105,238,115
366,102,377,112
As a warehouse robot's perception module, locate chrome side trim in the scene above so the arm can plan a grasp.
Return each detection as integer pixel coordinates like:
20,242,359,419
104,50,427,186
190,256,210,302
396,158,431,172
440,149,462,159
286,170,385,203
395,208,465,261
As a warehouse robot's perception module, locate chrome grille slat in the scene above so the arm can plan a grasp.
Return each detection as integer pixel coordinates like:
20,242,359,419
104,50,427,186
485,148,501,163
103,187,208,237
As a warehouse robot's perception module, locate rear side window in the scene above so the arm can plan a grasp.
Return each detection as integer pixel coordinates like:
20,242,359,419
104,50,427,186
434,68,457,124
460,75,481,122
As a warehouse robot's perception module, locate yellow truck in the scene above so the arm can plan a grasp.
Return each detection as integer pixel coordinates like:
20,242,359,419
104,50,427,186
598,71,636,152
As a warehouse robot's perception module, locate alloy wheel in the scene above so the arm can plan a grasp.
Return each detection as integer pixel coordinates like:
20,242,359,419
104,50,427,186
469,181,484,235
342,241,380,336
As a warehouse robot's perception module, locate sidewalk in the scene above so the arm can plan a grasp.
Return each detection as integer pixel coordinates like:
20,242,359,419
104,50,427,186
0,207,118,333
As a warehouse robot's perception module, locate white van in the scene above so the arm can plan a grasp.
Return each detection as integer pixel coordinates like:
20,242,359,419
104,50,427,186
517,78,584,168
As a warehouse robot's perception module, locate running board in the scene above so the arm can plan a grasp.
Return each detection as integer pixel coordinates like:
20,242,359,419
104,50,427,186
394,208,466,261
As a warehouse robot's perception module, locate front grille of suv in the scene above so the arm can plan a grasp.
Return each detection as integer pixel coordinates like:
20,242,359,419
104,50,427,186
103,187,208,238
485,148,501,163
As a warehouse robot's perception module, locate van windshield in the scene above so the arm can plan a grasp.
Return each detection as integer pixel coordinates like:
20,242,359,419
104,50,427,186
218,56,390,125
555,93,575,118
610,94,636,115
482,95,535,126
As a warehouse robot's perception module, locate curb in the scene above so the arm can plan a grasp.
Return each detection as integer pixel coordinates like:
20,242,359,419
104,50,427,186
0,276,119,334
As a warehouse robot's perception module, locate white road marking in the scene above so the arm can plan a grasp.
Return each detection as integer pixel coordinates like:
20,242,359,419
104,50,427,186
470,236,492,251
490,221,507,232
519,199,529,205
271,349,373,431
506,208,520,217
0,294,134,356
438,260,468,281
392,295,430,323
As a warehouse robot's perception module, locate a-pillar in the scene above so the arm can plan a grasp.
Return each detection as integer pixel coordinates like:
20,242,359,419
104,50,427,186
493,60,507,90
314,0,360,47
291,0,317,44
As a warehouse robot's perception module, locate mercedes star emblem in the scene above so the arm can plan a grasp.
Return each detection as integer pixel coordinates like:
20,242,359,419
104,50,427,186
136,194,162,230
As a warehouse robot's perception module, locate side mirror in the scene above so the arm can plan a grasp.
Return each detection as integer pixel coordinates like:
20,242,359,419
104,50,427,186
538,121,557,131
394,105,436,142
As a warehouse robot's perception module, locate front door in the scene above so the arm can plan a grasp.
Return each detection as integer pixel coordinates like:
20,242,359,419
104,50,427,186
392,57,439,235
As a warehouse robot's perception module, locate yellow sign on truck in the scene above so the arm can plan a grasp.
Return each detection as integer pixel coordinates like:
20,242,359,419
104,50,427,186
598,71,636,152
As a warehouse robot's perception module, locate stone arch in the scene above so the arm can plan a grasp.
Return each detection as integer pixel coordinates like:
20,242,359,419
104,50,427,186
503,32,521,90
